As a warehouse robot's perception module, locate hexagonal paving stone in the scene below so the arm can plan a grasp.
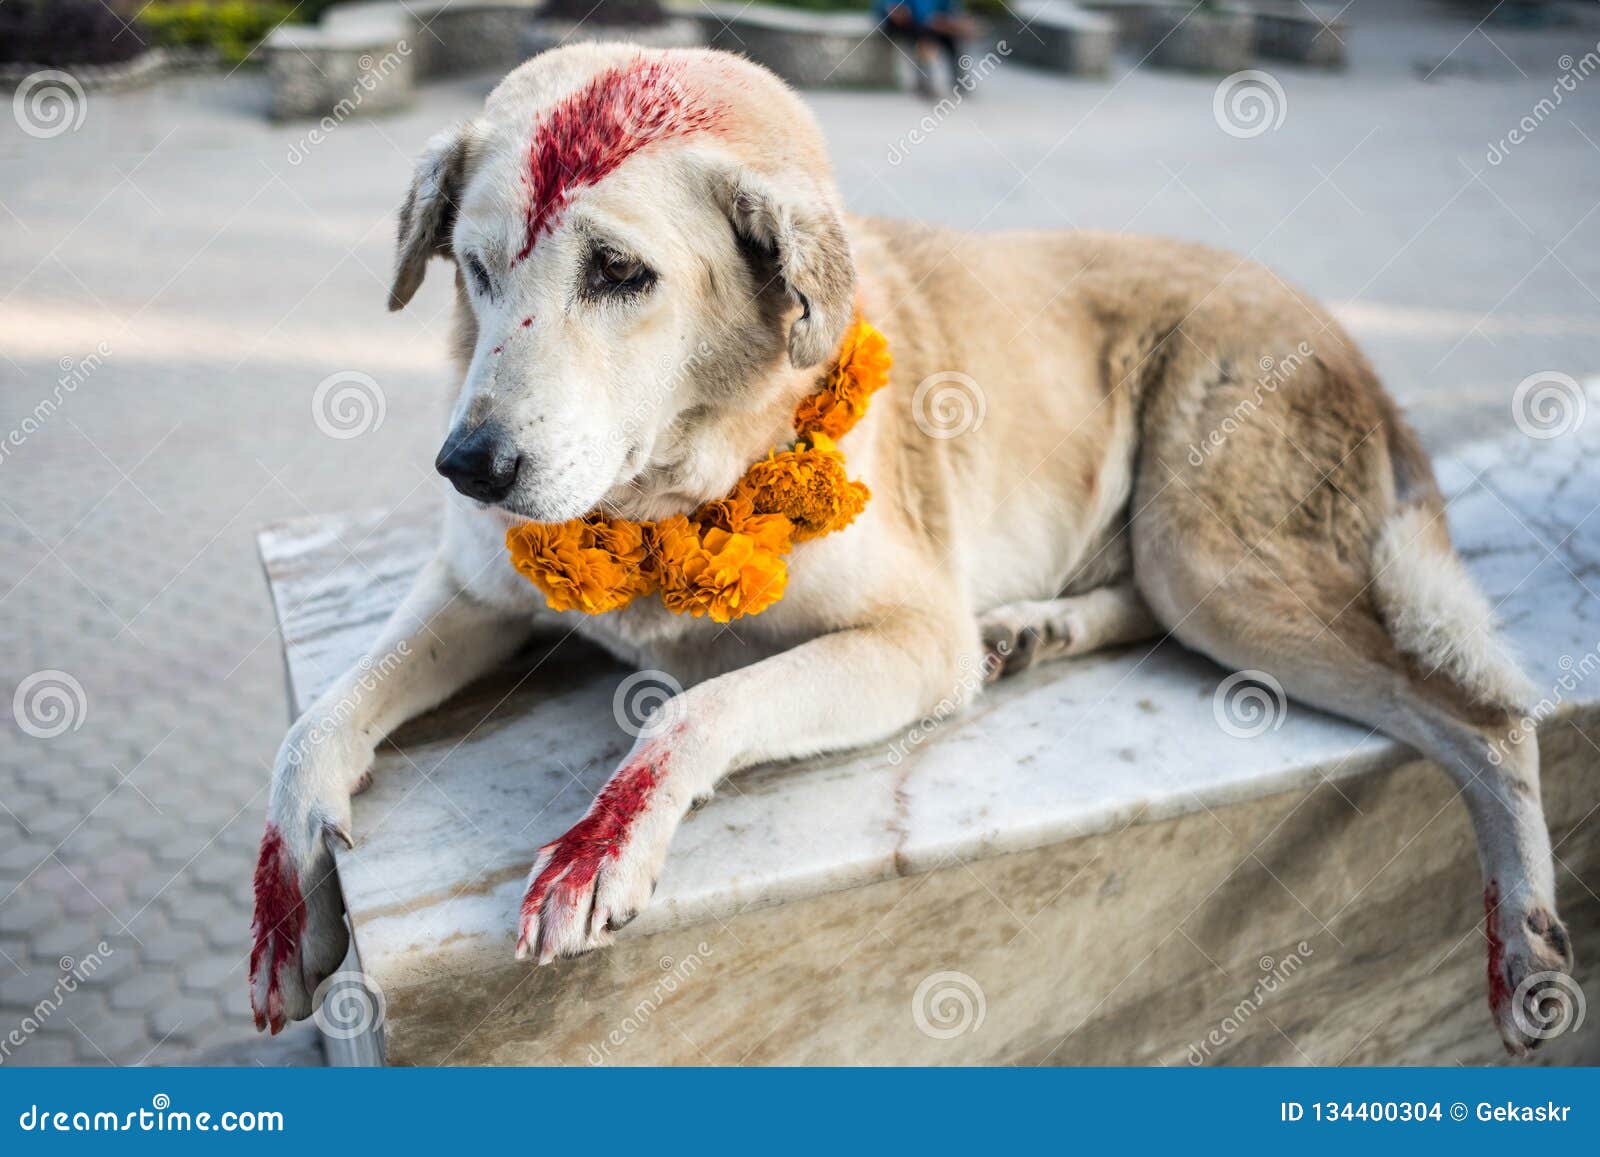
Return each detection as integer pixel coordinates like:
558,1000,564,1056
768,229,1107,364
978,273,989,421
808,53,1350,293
139,927,206,968
29,919,100,960
180,951,242,995
8,1031,77,1065
0,964,70,1012
67,1004,151,1064
108,967,176,1013
148,993,224,1045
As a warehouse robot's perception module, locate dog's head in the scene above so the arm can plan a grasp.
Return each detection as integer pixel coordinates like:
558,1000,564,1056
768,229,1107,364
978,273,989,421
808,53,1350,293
388,45,856,522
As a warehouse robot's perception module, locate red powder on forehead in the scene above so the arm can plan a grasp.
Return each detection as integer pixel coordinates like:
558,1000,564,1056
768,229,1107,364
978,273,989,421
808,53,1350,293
511,58,721,265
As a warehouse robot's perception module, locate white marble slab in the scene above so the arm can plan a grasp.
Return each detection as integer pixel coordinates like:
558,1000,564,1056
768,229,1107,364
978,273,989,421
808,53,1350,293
257,422,1600,991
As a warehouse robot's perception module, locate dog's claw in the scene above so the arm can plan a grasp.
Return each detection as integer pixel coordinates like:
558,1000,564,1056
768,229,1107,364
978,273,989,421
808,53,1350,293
324,820,355,851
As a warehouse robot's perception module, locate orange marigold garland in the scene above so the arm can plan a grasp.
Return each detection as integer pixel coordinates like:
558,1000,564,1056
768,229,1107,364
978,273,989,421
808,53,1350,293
505,316,891,623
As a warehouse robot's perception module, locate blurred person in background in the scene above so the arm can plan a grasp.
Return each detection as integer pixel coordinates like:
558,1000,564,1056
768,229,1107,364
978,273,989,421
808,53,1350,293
875,0,977,98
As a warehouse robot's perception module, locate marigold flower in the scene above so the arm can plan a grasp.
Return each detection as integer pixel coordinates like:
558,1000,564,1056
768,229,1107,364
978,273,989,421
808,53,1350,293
742,437,869,541
793,318,891,440
505,515,655,615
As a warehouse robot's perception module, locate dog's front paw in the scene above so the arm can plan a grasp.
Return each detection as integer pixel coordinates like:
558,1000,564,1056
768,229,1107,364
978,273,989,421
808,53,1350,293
515,751,677,964
248,822,348,1034
1487,888,1577,1056
249,720,367,1034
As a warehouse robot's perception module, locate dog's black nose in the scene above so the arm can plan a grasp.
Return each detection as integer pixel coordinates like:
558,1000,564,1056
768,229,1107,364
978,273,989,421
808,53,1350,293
435,425,520,504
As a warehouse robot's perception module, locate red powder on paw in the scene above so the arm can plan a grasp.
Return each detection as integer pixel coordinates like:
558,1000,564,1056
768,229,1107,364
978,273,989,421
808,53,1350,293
1484,881,1510,1015
518,750,669,942
248,823,305,1034
511,59,721,265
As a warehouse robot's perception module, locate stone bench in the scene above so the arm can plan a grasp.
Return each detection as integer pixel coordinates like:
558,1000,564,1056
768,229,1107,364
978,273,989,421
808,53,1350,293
696,2,898,90
258,424,1600,1065
999,1,1115,77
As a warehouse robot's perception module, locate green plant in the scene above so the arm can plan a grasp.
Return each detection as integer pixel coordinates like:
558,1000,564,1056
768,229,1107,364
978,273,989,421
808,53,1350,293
138,1,292,64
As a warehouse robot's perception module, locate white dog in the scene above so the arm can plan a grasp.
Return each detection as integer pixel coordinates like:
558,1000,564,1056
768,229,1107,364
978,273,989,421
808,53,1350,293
250,44,1572,1054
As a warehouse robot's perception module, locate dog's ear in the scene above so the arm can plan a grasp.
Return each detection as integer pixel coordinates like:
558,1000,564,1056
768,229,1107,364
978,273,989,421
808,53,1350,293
389,123,479,312
718,169,856,369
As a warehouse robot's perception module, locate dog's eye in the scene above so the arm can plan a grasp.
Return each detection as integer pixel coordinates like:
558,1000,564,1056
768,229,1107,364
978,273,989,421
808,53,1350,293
585,249,655,298
464,254,493,299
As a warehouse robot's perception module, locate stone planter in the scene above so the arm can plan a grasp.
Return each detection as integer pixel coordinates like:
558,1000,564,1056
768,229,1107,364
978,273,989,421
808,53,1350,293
265,23,416,121
1000,1,1116,77
1252,2,1345,69
1143,4,1254,74
696,1,898,89
1076,0,1161,47
0,48,191,91
521,15,704,58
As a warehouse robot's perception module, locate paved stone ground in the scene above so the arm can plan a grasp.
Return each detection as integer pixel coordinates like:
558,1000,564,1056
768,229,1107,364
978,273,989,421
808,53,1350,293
0,1,1597,1066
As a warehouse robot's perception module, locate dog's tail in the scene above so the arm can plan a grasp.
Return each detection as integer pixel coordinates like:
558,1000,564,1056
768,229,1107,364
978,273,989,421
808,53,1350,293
1368,431,1533,711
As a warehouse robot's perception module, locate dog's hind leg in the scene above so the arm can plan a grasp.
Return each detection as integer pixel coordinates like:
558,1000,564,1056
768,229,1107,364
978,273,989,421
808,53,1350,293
1133,465,1573,1055
978,582,1160,678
